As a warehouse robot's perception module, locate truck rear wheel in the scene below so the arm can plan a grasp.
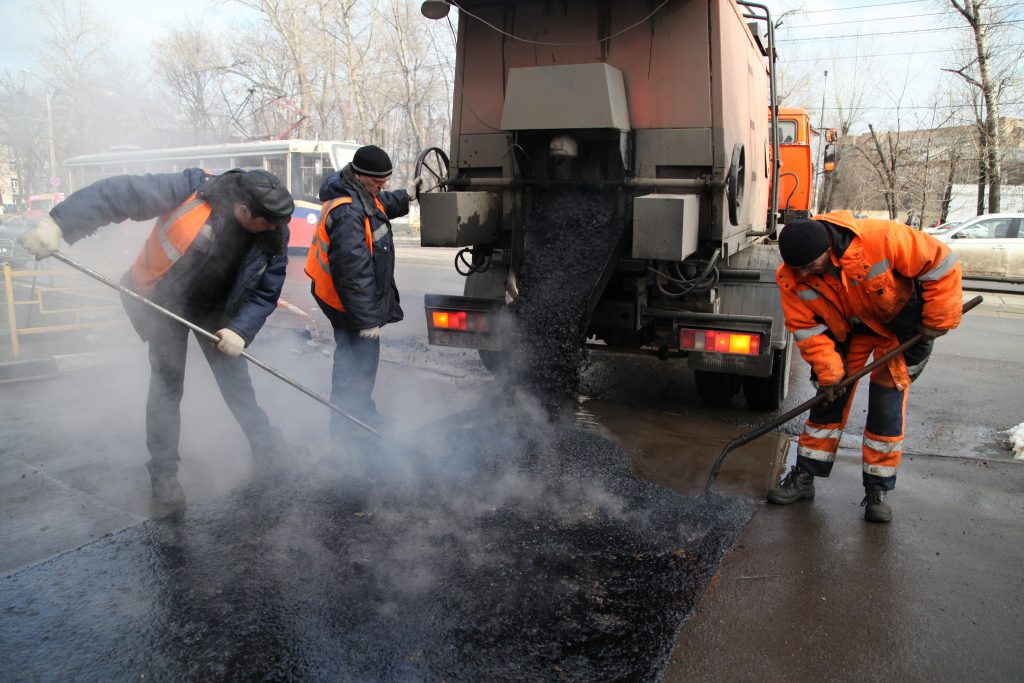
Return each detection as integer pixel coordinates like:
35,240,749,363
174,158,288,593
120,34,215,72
478,349,505,373
742,340,793,410
694,370,742,407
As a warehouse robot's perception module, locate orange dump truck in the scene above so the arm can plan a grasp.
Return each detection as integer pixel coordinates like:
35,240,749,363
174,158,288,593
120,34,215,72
770,107,835,224
414,0,808,409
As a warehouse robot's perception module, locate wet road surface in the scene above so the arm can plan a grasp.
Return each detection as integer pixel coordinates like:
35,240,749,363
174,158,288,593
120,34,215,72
1,404,755,681
3,242,1023,680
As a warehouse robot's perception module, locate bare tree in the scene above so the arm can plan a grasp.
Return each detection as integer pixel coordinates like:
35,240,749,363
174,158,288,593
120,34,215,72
154,23,238,143
943,0,1016,213
818,50,872,213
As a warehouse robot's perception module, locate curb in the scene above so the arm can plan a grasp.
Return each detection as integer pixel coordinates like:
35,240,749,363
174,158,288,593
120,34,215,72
0,350,124,381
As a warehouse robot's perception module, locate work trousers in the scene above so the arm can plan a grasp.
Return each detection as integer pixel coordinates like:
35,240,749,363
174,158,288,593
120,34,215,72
330,327,381,446
796,333,910,491
145,308,277,476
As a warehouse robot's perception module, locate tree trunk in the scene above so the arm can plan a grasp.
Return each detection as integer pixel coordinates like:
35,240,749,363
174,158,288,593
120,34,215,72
940,152,959,223
951,0,1003,212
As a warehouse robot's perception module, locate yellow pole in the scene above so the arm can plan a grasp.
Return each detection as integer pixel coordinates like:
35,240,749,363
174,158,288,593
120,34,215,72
3,262,19,357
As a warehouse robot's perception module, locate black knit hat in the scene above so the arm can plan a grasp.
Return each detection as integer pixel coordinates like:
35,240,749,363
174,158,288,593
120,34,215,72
779,218,831,267
351,145,393,178
240,169,294,225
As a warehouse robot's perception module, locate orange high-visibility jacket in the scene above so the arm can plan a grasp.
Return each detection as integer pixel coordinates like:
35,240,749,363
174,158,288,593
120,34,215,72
775,210,962,389
130,193,213,295
304,196,380,312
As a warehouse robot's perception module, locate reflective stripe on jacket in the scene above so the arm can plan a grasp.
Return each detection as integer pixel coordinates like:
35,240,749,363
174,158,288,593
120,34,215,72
130,193,213,295
775,210,963,389
304,195,387,312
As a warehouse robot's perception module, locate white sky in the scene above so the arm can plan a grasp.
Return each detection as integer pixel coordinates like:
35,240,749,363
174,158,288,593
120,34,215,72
0,0,256,74
770,0,1024,132
1,0,1020,133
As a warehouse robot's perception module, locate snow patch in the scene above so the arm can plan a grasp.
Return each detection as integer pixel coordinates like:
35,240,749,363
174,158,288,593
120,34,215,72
1006,422,1024,460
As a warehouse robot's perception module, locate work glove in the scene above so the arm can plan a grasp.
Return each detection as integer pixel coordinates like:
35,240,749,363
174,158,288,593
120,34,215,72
917,325,948,340
812,378,846,404
18,216,63,259
407,176,424,201
215,328,245,357
358,326,381,340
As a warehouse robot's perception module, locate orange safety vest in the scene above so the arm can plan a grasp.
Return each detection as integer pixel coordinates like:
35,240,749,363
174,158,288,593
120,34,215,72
776,210,962,389
130,193,213,296
304,194,388,312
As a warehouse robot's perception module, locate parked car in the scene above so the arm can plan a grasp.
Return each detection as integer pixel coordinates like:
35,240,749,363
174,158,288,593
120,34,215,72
935,213,1024,282
923,221,961,235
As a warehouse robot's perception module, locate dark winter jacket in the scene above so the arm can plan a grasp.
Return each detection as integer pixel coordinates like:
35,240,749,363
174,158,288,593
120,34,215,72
313,169,409,330
49,169,289,344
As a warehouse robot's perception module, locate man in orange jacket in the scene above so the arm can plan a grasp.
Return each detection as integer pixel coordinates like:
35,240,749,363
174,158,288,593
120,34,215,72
769,212,962,522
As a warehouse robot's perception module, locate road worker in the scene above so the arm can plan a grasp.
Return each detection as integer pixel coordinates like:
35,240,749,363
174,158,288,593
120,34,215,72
306,145,419,454
18,168,298,513
769,212,963,522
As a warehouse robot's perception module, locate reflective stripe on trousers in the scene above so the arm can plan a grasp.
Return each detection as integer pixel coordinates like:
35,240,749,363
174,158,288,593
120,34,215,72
796,333,909,490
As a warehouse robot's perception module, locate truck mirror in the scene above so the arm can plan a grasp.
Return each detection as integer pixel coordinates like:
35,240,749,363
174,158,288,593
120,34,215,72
825,128,838,143
823,143,836,174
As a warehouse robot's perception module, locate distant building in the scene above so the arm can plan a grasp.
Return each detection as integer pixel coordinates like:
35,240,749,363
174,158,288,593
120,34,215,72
944,183,1024,222
828,117,1024,223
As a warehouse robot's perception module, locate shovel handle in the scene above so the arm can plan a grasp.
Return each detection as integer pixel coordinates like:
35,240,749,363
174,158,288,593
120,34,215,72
704,295,984,494
50,251,380,437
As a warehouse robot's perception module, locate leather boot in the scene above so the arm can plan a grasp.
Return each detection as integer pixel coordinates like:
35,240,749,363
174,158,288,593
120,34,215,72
767,465,815,504
861,489,892,523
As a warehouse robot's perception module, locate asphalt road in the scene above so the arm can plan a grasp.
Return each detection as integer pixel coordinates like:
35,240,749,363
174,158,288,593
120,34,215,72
1,239,1022,680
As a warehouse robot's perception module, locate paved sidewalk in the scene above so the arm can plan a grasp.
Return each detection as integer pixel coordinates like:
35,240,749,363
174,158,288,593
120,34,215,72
665,449,1024,682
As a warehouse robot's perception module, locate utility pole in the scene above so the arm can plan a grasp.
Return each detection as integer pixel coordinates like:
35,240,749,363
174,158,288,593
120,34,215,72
815,69,829,214
45,92,56,182
19,68,59,191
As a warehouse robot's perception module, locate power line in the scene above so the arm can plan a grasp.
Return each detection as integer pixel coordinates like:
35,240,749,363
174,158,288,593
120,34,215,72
796,0,930,13
789,9,958,29
794,0,1019,14
819,101,1024,111
777,20,1023,42
784,43,1024,62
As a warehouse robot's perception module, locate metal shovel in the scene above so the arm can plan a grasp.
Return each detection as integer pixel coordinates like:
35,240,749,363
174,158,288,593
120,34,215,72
51,251,380,437
704,295,984,495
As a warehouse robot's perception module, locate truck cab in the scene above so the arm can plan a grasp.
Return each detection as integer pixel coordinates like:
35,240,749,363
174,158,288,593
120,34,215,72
771,108,814,223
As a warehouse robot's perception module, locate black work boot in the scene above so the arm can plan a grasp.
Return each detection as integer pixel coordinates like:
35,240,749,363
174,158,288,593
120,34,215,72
150,473,186,514
767,465,815,504
861,489,892,523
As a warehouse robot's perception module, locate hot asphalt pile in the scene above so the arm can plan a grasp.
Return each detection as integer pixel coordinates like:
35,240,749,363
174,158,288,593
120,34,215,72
0,406,754,681
509,189,622,402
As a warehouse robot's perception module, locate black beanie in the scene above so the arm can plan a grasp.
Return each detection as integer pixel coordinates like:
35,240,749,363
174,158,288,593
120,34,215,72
239,169,294,224
779,219,831,267
351,145,393,178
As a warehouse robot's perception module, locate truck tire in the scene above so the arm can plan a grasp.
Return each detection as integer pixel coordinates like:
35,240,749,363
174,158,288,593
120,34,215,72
742,338,793,410
694,370,742,408
478,349,505,373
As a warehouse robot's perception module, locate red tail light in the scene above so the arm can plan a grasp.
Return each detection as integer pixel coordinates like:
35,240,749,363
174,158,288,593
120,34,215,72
431,309,490,333
679,328,761,355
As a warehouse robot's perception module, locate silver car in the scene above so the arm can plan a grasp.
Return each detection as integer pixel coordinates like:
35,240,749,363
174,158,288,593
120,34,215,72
936,213,1024,282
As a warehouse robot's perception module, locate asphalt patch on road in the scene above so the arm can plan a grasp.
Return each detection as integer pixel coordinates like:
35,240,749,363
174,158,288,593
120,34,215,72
0,412,754,681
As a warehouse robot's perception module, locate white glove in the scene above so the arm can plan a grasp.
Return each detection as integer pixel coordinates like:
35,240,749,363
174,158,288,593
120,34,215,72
407,176,424,201
18,216,63,259
358,326,381,340
215,328,246,357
